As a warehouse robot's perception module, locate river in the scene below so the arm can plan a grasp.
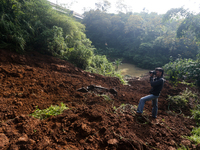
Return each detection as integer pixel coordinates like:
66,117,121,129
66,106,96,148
117,63,149,77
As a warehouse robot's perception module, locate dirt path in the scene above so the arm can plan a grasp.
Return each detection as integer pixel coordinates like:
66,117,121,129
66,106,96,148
0,49,197,150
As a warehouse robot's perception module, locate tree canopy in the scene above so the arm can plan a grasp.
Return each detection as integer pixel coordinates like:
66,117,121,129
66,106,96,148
83,8,199,69
1,0,199,72
0,0,96,69
0,0,125,83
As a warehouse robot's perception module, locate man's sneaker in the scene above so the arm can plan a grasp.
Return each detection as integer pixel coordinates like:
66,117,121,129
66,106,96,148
151,118,159,125
135,112,142,117
135,113,151,124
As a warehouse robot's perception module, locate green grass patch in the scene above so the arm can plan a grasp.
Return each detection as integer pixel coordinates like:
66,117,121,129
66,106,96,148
100,94,112,101
191,107,200,126
31,102,69,119
180,80,196,87
187,105,200,144
177,145,188,150
187,127,200,144
167,88,197,109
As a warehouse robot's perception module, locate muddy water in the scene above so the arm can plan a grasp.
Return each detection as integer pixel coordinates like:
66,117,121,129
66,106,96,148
117,63,149,77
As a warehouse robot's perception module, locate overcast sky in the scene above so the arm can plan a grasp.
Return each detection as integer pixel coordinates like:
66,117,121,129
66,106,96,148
48,0,200,15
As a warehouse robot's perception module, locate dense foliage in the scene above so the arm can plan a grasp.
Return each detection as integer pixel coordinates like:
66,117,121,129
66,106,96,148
162,8,200,145
0,0,126,82
83,8,199,69
163,8,200,86
0,0,93,69
86,55,125,84
1,0,199,81
163,57,200,86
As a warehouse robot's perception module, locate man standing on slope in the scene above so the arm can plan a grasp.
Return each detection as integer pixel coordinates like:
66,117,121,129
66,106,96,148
136,67,164,119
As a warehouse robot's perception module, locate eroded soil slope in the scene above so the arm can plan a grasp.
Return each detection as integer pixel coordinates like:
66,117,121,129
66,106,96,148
0,49,198,150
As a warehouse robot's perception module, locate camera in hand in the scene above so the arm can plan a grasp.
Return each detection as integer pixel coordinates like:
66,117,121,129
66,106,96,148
149,70,156,75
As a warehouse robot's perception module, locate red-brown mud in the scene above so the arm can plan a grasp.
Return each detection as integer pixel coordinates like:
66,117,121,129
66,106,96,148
0,49,198,150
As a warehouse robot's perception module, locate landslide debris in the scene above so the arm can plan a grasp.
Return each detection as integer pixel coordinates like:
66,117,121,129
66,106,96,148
0,49,197,150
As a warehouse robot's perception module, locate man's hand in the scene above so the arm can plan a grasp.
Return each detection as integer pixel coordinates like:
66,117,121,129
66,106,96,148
149,73,154,77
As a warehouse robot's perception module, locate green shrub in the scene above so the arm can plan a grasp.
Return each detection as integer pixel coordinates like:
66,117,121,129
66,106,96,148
187,118,200,143
34,26,67,55
187,133,200,144
113,71,126,84
86,55,125,84
0,0,97,70
186,104,200,144
176,145,188,150
31,102,69,119
167,88,197,109
67,45,94,69
192,108,200,127
163,57,200,86
0,0,26,52
86,55,114,74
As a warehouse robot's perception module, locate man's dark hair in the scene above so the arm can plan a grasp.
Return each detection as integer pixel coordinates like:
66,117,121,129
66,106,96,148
155,67,164,76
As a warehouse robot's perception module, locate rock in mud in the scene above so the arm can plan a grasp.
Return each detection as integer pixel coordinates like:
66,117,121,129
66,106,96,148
167,146,176,150
37,136,50,150
81,123,91,136
109,88,117,95
0,133,9,148
107,139,118,145
17,133,29,143
187,125,194,130
181,139,191,146
192,144,196,149
77,87,88,93
28,139,36,145
196,143,200,150
9,144,19,150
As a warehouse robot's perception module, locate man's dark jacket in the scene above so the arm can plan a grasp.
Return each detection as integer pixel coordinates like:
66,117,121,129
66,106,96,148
149,76,164,96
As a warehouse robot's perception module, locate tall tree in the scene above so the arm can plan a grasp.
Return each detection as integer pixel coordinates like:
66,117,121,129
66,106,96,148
115,0,132,14
83,8,199,69
95,0,111,12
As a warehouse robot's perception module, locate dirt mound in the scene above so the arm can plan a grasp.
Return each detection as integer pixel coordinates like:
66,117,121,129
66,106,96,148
0,49,197,149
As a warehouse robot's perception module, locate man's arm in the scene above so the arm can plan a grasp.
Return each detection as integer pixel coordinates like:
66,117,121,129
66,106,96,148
150,77,163,87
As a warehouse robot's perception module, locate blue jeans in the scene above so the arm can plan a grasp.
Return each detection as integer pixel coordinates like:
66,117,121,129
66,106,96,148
136,94,159,118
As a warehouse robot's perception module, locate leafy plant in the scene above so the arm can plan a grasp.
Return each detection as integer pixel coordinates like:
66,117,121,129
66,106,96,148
86,54,126,84
186,104,200,144
176,145,188,150
191,105,200,126
31,102,69,119
114,58,122,71
167,88,197,109
100,94,112,101
180,80,196,87
187,127,200,144
163,57,200,86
